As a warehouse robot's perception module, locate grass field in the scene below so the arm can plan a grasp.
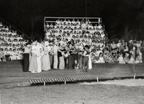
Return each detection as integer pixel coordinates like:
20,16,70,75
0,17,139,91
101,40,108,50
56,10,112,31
1,81,144,104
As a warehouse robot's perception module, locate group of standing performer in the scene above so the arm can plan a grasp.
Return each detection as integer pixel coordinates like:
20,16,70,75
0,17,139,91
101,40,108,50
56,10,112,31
23,39,92,73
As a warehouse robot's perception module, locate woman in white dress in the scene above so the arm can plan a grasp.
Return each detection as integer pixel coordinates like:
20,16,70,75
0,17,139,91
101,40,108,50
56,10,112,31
53,43,59,69
36,42,43,73
58,45,65,70
41,41,51,71
29,41,38,73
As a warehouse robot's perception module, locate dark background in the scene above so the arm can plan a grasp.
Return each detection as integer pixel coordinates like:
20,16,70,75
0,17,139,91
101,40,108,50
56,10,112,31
0,0,144,40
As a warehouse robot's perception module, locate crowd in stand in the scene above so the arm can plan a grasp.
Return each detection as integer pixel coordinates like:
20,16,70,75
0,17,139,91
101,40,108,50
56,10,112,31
44,19,144,64
0,22,27,61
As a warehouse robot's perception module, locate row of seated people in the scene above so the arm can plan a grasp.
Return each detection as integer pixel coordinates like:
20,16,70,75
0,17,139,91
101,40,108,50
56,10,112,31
0,47,23,61
46,19,104,34
48,19,102,29
45,20,106,49
92,40,144,64
0,22,27,61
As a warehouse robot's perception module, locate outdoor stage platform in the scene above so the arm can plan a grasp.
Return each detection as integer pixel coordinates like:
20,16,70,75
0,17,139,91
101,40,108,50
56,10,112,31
0,61,144,88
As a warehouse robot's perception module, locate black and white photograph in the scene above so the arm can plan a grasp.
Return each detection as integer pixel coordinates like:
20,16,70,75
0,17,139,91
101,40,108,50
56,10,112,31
0,0,144,104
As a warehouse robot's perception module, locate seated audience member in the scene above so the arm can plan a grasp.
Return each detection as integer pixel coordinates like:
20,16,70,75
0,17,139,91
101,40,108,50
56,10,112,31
96,53,105,63
117,40,121,48
103,48,114,63
10,49,17,60
117,53,125,64
110,41,117,50
112,53,118,63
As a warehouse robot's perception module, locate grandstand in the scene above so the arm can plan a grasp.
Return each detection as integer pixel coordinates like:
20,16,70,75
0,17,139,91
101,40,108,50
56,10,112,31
44,17,107,47
0,21,28,61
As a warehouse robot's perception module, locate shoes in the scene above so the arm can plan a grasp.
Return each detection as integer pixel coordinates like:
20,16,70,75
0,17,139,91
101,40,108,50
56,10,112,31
31,71,36,73
31,71,41,73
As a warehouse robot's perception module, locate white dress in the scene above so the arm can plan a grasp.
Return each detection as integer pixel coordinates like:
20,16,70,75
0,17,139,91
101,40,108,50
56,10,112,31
41,45,51,71
118,55,125,64
36,43,43,73
88,55,92,70
128,57,135,64
98,57,105,63
53,45,59,69
29,45,38,73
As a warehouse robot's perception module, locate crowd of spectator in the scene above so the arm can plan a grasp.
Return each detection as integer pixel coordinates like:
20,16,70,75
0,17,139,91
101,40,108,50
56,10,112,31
0,22,28,61
92,39,144,64
45,19,106,46
44,19,144,64
0,19,144,66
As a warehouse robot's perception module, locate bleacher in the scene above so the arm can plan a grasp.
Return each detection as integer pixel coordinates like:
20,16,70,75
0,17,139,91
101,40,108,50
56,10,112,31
0,22,28,61
44,17,107,48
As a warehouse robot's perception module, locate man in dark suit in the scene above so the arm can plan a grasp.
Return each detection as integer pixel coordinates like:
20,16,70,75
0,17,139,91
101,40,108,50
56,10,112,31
23,44,30,72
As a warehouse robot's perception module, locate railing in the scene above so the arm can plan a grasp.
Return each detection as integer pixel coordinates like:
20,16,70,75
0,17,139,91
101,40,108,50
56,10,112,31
44,17,102,31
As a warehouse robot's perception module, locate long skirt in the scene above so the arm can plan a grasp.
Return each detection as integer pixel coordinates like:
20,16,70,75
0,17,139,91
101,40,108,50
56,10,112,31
59,56,65,69
72,54,78,69
49,55,53,69
83,56,89,72
53,54,58,69
78,54,83,69
68,55,73,69
42,54,51,71
37,56,42,73
29,55,38,73
64,57,69,69
142,51,144,64
88,55,92,70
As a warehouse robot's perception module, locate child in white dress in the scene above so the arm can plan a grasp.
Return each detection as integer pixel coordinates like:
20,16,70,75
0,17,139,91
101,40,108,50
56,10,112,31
117,53,125,64
98,53,105,63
